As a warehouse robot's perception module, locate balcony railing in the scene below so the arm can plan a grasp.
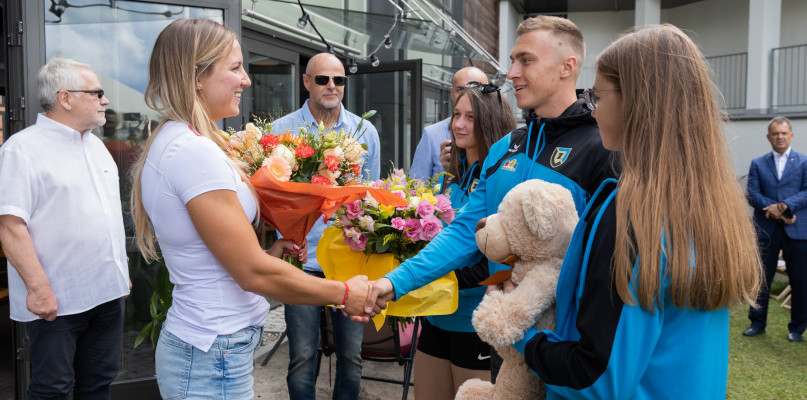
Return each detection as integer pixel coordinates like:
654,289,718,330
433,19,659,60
706,52,747,110
771,44,807,108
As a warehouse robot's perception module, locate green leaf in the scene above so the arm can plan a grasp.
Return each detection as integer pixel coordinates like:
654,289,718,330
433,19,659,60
149,292,159,319
133,321,153,349
361,110,377,119
375,237,390,253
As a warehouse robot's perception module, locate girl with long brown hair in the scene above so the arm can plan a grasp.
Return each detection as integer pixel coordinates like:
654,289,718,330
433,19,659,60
130,18,372,399
510,24,762,398
414,83,516,399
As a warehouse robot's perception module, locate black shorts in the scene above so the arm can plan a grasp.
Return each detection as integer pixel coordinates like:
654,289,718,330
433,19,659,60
416,318,491,370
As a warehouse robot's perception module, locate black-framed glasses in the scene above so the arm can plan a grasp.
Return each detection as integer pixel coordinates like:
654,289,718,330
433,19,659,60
465,81,502,104
306,74,347,86
582,88,619,111
60,89,105,99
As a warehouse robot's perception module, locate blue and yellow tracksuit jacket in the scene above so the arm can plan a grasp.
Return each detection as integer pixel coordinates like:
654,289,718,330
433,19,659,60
426,155,488,332
386,98,618,302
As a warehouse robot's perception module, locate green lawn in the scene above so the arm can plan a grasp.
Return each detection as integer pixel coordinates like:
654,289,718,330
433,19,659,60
728,276,807,400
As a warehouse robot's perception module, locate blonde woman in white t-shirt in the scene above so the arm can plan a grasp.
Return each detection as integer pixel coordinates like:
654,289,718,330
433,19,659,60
129,18,376,400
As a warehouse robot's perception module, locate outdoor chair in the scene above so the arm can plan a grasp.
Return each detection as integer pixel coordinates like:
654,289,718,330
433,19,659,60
359,317,421,400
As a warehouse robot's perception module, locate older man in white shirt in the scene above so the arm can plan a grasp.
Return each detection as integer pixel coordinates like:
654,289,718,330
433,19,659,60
0,58,129,399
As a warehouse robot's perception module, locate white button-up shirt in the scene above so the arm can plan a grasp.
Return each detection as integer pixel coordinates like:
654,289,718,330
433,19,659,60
773,147,792,180
0,114,129,322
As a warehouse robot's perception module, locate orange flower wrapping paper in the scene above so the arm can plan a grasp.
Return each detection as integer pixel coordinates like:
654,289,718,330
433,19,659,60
317,227,459,330
250,170,408,248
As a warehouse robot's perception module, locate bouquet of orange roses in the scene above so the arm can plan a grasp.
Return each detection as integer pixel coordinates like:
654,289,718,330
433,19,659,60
222,113,407,268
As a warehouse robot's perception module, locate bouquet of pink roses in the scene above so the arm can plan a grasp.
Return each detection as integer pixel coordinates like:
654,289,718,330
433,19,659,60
317,169,459,329
331,168,455,261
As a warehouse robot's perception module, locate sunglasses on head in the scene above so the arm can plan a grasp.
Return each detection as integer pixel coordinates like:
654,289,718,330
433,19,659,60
60,89,105,99
465,81,502,104
306,74,347,86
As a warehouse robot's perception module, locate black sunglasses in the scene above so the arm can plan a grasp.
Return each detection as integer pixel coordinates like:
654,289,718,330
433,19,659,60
60,89,105,99
306,74,347,86
465,81,501,104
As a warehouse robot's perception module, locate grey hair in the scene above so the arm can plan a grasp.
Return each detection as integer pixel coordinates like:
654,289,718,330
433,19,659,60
38,57,92,111
768,115,793,132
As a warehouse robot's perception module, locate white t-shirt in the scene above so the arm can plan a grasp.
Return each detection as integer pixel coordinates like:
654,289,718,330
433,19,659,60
0,114,130,321
141,120,268,352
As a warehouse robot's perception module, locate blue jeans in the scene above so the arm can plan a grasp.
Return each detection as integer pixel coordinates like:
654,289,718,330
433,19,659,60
26,297,124,400
155,326,263,400
285,272,364,400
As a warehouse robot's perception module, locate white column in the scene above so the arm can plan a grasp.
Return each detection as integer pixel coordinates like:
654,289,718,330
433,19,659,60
746,0,781,112
499,0,520,115
498,0,519,73
635,0,660,27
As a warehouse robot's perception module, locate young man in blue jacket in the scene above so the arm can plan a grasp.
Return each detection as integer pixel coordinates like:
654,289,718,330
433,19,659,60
366,14,618,379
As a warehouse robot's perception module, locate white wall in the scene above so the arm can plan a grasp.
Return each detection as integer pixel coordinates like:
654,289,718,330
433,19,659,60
781,0,807,47
568,10,634,88
660,0,749,57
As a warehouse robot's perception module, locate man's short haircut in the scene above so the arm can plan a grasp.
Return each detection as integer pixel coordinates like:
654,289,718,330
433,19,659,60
517,15,585,67
768,116,793,132
39,57,91,111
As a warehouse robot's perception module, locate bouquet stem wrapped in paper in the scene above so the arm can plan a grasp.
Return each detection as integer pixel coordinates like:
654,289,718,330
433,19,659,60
251,171,407,266
317,227,458,331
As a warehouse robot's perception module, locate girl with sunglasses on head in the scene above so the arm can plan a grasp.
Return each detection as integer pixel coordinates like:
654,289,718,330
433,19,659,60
508,24,762,399
129,19,374,400
414,82,516,400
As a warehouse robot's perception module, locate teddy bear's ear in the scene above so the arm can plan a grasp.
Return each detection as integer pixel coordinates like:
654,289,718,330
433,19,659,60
520,181,575,240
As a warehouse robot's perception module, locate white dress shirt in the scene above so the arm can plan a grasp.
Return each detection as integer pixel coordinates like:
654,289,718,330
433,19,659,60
141,121,268,352
773,147,792,180
0,114,130,322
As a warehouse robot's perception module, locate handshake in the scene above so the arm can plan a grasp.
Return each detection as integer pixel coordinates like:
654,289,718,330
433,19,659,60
339,277,397,324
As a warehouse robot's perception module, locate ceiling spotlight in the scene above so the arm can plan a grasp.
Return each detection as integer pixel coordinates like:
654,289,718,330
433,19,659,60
383,35,392,49
348,58,358,74
297,13,309,29
370,54,380,68
327,45,335,55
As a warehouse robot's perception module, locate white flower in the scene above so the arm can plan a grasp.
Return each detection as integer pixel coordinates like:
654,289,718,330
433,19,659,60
323,146,346,162
363,192,379,209
341,137,365,163
270,144,297,170
244,122,263,141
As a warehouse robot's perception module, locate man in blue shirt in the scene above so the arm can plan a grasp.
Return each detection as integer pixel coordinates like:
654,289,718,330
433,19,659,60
410,67,489,182
270,52,380,400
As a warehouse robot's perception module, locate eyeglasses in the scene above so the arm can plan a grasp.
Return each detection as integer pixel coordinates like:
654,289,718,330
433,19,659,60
582,88,619,111
60,89,105,99
465,81,502,104
306,74,347,86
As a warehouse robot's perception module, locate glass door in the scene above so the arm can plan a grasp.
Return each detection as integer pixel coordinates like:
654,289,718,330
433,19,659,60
347,59,422,177
242,37,298,124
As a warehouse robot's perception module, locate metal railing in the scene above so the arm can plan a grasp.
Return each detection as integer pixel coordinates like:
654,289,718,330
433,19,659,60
771,44,807,108
706,52,747,110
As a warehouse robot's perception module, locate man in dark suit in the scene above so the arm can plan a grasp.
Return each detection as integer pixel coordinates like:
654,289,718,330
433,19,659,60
744,116,807,342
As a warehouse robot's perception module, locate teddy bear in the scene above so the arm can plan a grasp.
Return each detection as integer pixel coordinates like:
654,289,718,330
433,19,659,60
455,179,578,400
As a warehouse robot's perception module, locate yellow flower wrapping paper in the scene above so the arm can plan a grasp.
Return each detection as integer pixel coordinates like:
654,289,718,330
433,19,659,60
317,227,458,330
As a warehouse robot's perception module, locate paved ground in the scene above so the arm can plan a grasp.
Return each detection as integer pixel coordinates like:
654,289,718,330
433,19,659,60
253,304,415,400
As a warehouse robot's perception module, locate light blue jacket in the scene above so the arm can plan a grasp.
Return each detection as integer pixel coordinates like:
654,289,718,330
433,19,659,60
270,100,381,272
